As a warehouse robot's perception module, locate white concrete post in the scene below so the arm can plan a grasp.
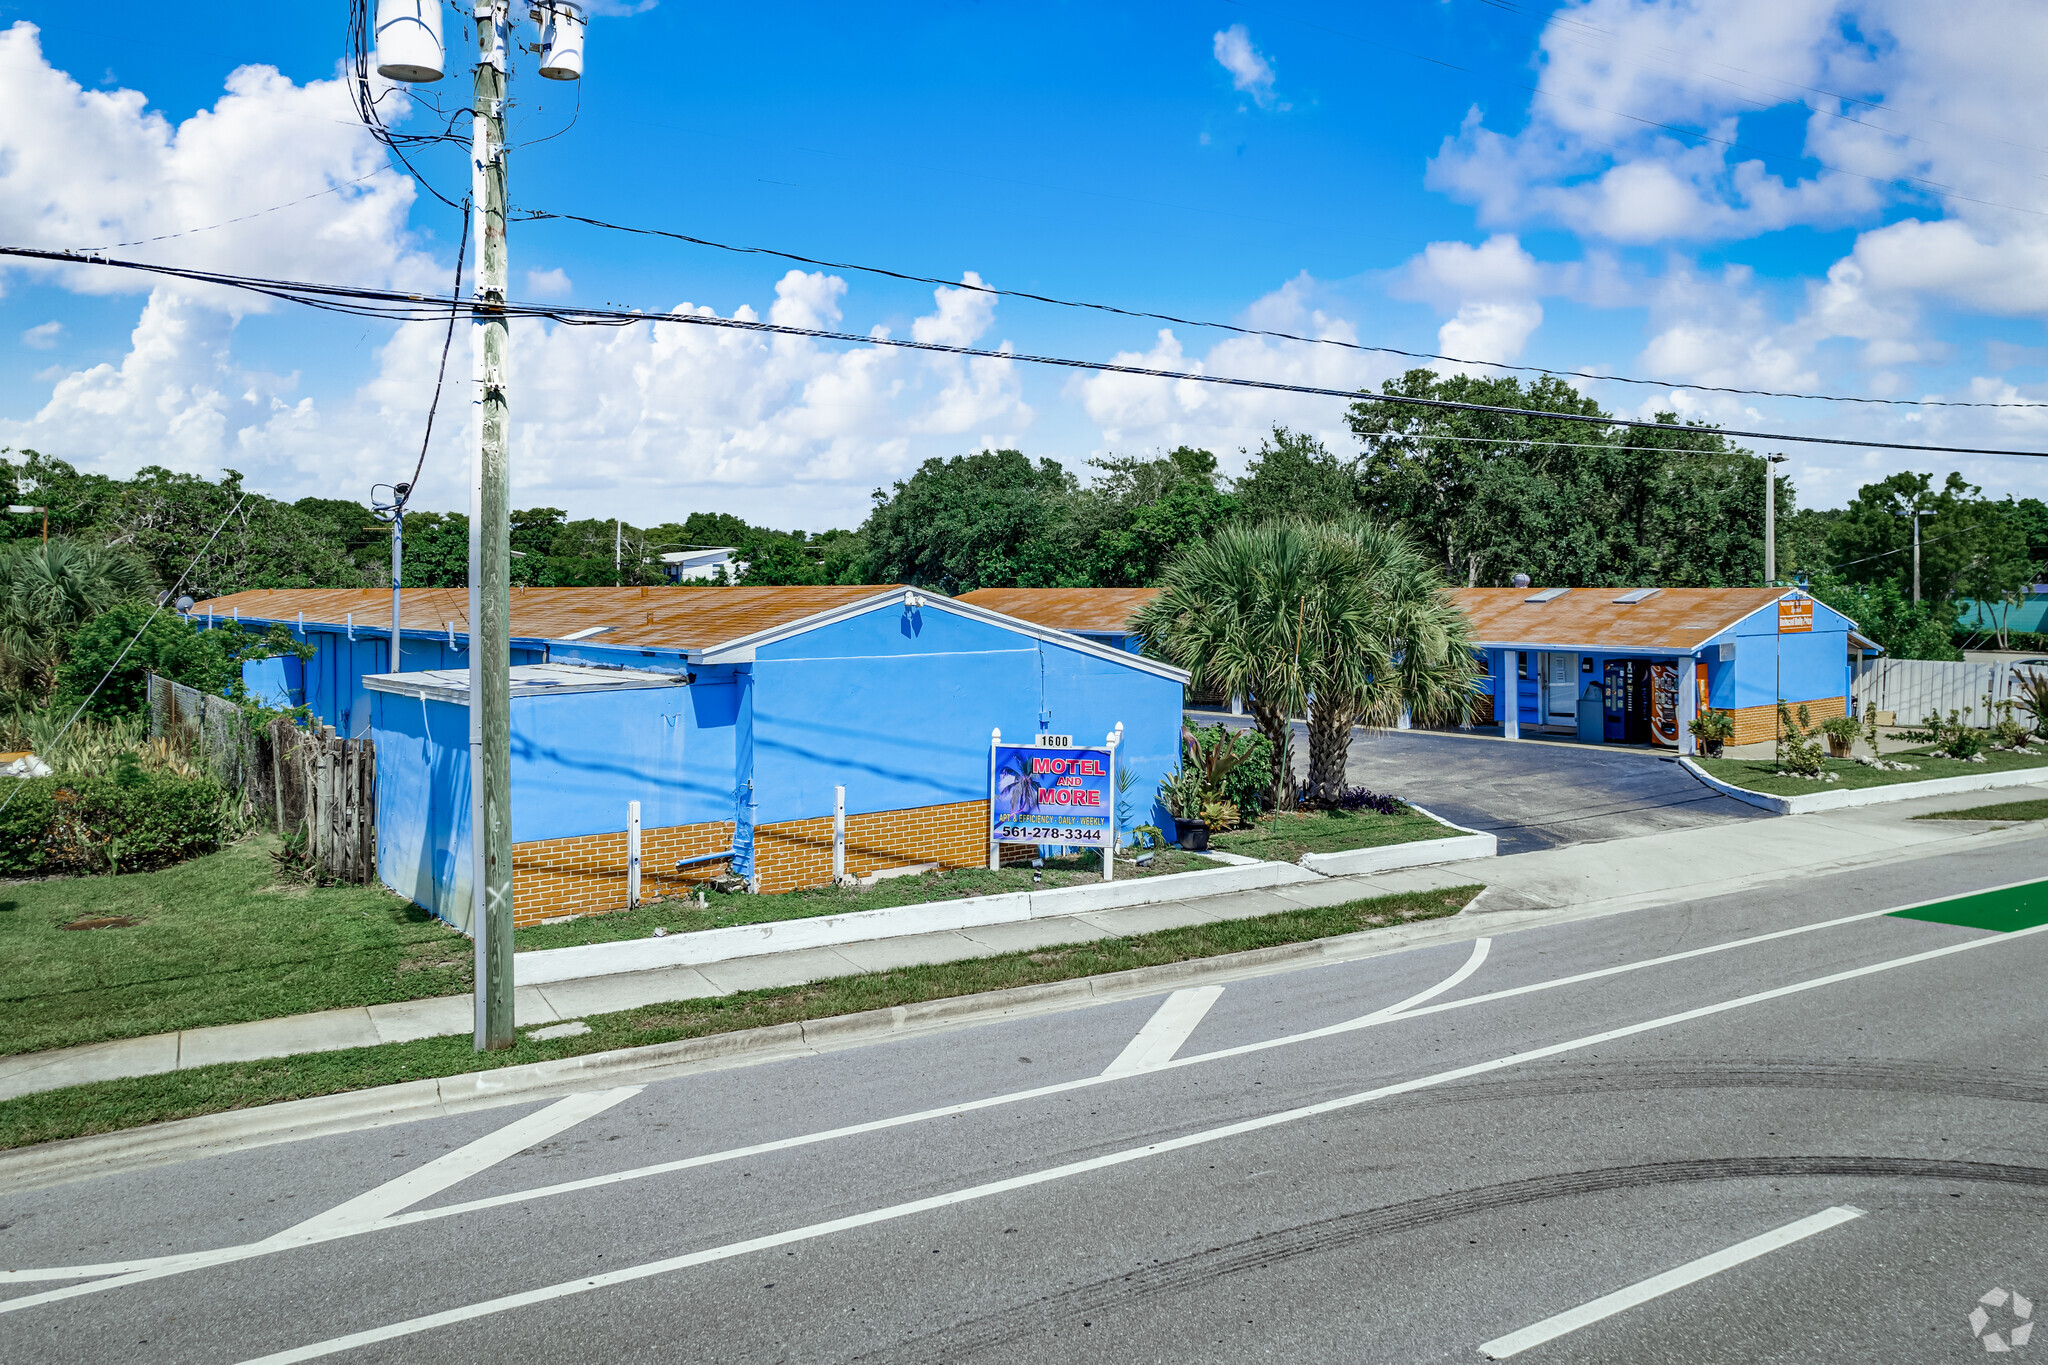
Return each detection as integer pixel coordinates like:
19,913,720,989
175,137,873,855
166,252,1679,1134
1229,693,1244,717
832,784,846,884
1103,728,1118,883
626,800,641,908
988,728,1002,871
1677,658,1698,757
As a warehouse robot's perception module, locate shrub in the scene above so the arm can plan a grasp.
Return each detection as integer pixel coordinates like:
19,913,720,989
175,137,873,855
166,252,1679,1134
1820,715,1861,741
1688,708,1736,743
1775,700,1827,777
0,771,227,875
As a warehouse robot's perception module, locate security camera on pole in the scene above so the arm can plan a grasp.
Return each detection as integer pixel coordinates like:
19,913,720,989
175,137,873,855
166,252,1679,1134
374,0,587,1052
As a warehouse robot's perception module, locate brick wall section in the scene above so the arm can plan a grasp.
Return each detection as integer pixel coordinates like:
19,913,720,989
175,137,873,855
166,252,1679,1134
754,798,995,894
510,819,735,927
1725,695,1846,747
508,799,1029,922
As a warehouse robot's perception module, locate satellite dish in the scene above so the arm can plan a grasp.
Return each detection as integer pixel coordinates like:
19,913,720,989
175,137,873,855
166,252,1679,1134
375,0,445,83
175,595,195,612
538,2,586,80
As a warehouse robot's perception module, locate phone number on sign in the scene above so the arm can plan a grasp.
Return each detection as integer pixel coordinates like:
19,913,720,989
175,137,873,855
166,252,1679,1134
995,824,1108,844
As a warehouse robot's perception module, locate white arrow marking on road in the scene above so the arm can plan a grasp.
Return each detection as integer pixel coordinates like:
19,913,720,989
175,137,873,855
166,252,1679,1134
1476,1205,1866,1358
1102,988,1224,1077
224,926,2046,1365
269,1086,642,1241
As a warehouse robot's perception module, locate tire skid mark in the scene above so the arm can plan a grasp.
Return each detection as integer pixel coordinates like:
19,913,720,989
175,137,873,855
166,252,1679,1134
849,1156,2048,1364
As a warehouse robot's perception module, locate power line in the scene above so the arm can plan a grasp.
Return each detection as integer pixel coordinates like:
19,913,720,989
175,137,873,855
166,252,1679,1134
399,199,473,505
10,242,2048,462
518,208,2048,410
73,175,382,253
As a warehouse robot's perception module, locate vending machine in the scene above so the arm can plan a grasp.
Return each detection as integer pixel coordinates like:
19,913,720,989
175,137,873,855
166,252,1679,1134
1603,660,1654,744
1649,662,1679,748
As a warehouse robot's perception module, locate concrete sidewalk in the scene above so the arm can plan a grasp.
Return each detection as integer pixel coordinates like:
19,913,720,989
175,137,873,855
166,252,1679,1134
3,781,2041,1105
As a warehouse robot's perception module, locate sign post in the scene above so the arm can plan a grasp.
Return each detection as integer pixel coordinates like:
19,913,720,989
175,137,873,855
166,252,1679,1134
989,728,1120,875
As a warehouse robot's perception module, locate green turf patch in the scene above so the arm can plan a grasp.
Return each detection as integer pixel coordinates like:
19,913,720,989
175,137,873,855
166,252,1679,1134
1889,880,2048,933
1208,803,1460,863
1693,745,2048,797
0,884,1481,1150
1912,798,2048,824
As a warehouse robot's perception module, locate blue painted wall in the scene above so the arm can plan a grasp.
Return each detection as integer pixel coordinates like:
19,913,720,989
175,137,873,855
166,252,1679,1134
747,600,1183,839
372,690,474,929
1706,597,1857,713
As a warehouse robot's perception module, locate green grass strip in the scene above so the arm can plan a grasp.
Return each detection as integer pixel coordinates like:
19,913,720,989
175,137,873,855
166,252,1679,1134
0,885,1481,1152
1888,880,2048,934
1912,798,2048,823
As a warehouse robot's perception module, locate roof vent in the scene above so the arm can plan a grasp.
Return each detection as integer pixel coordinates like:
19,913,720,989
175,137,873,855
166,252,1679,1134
1612,588,1661,604
1523,587,1569,604
1511,572,1531,589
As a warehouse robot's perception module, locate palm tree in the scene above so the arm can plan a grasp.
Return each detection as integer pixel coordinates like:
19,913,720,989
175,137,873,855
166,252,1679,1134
0,538,154,701
1136,522,1319,809
1139,518,1480,811
1301,519,1479,801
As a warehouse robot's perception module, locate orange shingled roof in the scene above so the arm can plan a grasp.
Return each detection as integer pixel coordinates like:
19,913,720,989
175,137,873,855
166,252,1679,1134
953,587,1158,633
1450,587,1791,652
192,585,905,652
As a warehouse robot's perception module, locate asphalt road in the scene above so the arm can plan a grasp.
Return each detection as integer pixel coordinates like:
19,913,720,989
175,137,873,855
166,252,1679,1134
1192,713,1768,854
4,843,2044,1364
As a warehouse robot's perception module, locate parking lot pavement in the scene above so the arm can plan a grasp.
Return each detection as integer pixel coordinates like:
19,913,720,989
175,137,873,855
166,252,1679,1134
1192,713,1769,855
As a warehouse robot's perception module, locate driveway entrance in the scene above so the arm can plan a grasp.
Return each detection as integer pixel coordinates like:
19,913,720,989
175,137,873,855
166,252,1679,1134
1195,715,1770,855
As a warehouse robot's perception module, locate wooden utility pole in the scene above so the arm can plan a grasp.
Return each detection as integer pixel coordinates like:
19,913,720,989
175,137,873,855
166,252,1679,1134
470,0,515,1051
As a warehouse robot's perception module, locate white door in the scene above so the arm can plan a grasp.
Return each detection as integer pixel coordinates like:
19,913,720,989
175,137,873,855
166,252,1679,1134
1545,653,1579,721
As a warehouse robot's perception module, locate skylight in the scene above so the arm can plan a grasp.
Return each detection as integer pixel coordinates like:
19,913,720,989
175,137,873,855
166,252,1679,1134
1523,587,1570,604
1612,588,1661,604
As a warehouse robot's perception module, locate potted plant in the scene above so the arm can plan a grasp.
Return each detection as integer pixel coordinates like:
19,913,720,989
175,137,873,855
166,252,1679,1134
1820,714,1861,759
1159,764,1207,850
1688,708,1735,758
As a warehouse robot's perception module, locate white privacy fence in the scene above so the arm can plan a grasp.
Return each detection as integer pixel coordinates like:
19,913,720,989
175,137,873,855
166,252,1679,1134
1851,657,2046,724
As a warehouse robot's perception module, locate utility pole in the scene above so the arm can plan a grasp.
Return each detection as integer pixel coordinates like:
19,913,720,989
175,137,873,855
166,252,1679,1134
374,0,586,1052
1763,454,1786,586
469,0,515,1052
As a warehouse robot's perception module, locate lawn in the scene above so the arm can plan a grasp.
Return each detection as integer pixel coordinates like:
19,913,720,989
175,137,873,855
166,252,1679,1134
0,883,1482,1149
514,847,1216,952
1913,798,2048,822
0,837,470,1058
1208,803,1461,864
1694,745,2048,798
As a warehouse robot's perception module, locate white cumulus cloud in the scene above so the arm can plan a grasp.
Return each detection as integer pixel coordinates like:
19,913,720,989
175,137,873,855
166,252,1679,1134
20,321,63,349
1212,25,1276,108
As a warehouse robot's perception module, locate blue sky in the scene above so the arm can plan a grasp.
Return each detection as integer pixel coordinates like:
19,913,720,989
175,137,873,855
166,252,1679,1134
5,1,2048,529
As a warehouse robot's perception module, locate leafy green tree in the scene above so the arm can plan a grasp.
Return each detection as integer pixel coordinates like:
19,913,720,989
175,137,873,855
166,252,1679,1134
862,449,1083,591
399,511,470,588
53,605,247,718
92,466,365,596
0,538,154,702
1820,471,2022,606
292,497,385,567
1808,576,1960,661
1082,447,1238,587
1232,428,1360,526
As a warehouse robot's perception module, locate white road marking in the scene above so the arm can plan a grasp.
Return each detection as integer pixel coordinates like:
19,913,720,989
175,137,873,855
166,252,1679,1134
270,1087,641,1240
0,901,2007,1300
226,925,2045,1364
1101,988,1224,1076
1476,1205,1866,1358
1368,935,1490,1019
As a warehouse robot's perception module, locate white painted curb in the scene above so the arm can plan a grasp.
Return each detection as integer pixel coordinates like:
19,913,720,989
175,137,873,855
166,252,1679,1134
514,859,1323,986
1296,803,1498,876
1681,755,2048,816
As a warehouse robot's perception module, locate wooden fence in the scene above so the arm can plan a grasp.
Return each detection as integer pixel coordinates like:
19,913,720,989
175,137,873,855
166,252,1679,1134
149,676,377,884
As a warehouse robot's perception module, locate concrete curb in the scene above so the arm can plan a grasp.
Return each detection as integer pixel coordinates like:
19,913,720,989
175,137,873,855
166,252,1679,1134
1681,755,2048,815
1297,804,1498,876
514,859,1323,986
0,909,1480,1195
